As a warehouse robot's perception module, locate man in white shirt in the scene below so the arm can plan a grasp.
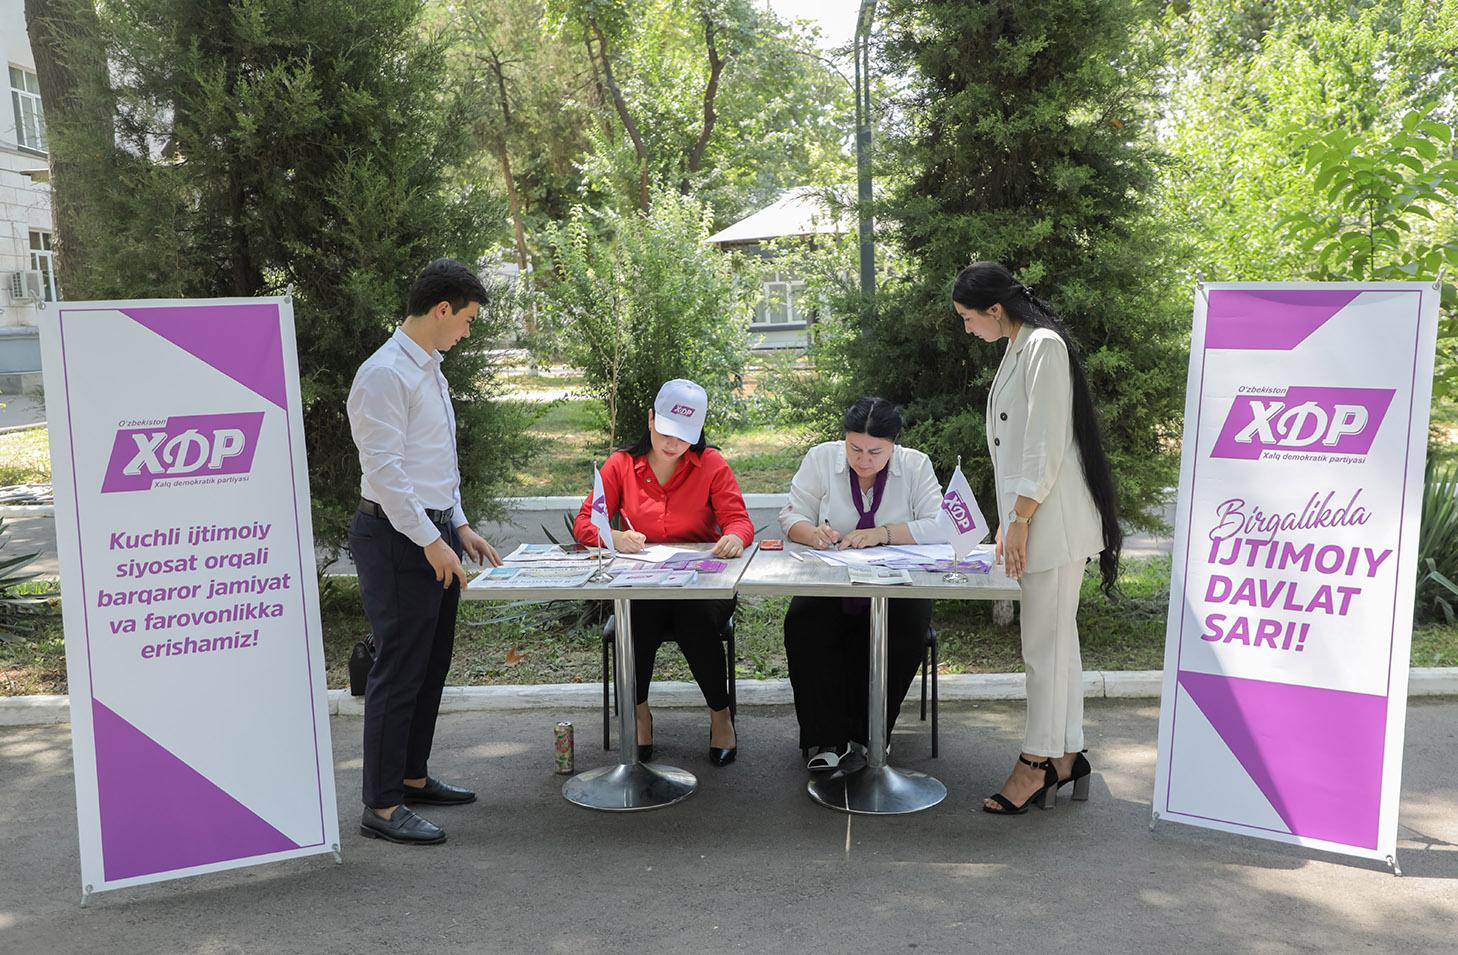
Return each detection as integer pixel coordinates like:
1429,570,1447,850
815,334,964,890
347,258,502,845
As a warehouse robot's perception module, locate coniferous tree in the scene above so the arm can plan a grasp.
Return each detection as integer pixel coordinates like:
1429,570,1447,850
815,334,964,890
863,0,1189,531
49,0,533,548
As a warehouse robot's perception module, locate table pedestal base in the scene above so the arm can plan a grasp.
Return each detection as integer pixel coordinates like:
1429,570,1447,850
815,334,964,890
807,764,947,815
562,762,697,812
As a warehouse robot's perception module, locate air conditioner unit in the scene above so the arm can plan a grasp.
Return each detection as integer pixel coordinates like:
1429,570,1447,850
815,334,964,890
6,270,44,303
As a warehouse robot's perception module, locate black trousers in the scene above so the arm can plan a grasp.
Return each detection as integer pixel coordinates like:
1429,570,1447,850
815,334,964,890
350,511,462,809
627,597,735,711
783,596,931,750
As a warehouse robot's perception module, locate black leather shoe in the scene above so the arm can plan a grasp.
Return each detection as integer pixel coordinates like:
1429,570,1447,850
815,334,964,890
708,719,737,767
401,776,476,805
637,743,654,762
359,806,446,845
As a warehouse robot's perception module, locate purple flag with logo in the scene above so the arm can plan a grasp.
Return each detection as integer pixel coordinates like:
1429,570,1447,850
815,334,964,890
591,465,617,554
935,463,988,557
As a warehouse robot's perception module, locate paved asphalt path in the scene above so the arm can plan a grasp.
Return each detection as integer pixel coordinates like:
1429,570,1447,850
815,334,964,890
2,699,1456,953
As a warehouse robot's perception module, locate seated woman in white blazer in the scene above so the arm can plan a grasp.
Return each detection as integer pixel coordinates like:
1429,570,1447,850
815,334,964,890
778,397,948,773
952,261,1123,816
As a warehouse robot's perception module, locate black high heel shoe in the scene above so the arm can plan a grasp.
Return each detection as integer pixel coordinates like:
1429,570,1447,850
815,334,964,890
637,711,653,762
708,710,736,767
1057,750,1091,802
982,755,1058,815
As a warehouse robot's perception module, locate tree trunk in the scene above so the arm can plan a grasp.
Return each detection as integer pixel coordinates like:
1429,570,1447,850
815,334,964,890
24,0,111,298
487,50,534,335
681,8,727,194
589,25,650,213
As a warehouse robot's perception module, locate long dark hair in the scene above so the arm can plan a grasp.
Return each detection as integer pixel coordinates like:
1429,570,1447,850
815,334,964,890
952,261,1123,597
621,414,712,458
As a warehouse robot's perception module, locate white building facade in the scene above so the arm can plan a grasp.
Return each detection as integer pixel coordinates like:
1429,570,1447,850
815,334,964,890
0,0,52,388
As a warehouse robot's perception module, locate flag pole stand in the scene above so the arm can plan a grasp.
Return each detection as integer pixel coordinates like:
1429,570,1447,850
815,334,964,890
942,455,970,583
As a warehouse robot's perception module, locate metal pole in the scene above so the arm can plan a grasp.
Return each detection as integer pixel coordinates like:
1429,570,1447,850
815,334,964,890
614,597,639,765
867,595,889,768
854,0,876,302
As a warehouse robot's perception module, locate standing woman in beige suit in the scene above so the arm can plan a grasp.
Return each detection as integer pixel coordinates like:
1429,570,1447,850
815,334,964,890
952,261,1123,815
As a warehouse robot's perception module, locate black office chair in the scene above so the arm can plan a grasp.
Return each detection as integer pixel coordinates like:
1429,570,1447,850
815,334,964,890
601,613,737,750
920,626,939,757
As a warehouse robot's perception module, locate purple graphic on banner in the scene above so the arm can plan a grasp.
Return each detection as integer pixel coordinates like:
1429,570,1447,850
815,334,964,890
1178,670,1385,849
100,411,264,493
1210,387,1395,461
1206,290,1361,351
123,304,288,410
92,699,299,881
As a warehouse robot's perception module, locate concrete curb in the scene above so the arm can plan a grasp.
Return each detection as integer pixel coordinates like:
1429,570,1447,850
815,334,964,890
7,667,1458,726
0,504,54,516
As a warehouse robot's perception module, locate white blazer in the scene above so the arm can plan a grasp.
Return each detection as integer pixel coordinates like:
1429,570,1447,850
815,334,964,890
986,325,1104,574
779,441,948,543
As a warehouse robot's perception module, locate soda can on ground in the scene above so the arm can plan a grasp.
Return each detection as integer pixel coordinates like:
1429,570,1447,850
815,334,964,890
554,721,574,774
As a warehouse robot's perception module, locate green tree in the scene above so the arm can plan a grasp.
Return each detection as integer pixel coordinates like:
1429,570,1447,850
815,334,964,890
860,0,1188,531
49,0,534,548
1156,0,1458,282
541,187,749,444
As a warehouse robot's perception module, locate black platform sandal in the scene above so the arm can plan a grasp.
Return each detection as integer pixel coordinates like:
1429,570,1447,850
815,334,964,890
982,755,1058,815
1057,750,1092,802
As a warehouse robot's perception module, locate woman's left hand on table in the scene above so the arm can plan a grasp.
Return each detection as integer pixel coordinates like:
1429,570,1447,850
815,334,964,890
712,534,744,558
838,528,884,550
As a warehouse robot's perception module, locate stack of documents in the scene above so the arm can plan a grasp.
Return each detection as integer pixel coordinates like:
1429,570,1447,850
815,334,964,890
466,566,596,590
608,570,698,588
847,566,913,585
806,544,993,574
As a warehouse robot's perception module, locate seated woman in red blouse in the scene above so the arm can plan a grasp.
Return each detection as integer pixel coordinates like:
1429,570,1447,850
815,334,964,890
573,379,753,767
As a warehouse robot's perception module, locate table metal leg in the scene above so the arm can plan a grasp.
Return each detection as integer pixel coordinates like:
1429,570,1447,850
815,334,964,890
563,597,698,811
807,595,947,815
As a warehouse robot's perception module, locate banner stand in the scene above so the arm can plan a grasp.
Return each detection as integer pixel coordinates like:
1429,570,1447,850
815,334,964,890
1151,279,1439,874
40,295,341,900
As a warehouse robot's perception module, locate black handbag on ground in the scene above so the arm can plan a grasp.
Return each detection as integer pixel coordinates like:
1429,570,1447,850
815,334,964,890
349,634,376,696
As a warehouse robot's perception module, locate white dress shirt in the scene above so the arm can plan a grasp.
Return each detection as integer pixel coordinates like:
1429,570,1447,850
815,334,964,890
985,325,1103,573
347,328,468,547
778,441,948,543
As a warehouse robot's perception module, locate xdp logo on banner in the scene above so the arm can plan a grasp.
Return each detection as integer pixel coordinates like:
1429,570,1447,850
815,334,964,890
102,412,265,493
1211,386,1396,461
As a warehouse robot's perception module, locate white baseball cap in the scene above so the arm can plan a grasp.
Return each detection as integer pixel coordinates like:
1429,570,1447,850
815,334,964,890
652,379,707,444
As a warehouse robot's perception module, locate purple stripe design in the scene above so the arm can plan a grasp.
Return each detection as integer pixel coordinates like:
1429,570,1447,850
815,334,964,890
123,303,288,410
1206,290,1360,351
93,699,299,881
1178,671,1386,849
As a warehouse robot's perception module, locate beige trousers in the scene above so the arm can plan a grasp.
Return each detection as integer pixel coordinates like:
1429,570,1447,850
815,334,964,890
1019,559,1086,757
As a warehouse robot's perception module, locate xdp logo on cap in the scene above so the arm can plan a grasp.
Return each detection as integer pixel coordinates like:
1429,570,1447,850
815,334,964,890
669,403,697,418
102,412,265,492
1210,386,1395,461
941,491,979,535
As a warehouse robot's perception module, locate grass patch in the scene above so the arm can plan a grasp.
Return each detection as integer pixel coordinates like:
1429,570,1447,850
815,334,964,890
8,556,1458,696
0,428,50,485
500,399,806,497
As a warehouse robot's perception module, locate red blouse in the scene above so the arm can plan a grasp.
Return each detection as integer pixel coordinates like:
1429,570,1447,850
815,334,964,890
573,448,754,548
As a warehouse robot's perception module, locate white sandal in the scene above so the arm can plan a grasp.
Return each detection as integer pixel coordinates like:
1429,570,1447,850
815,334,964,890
806,744,852,773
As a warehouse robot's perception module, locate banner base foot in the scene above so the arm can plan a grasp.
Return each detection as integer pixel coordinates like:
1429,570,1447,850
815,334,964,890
1387,854,1403,878
331,844,343,865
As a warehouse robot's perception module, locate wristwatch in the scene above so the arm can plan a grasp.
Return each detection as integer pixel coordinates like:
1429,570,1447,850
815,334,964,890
1007,508,1032,527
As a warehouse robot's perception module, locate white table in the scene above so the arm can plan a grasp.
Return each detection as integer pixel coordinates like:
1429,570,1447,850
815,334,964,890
736,543,1021,815
462,543,753,812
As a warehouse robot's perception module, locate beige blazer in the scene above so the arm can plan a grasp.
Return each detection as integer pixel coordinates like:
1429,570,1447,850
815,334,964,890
986,325,1104,574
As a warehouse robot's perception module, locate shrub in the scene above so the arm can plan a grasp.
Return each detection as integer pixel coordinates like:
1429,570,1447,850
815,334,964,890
540,188,750,444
